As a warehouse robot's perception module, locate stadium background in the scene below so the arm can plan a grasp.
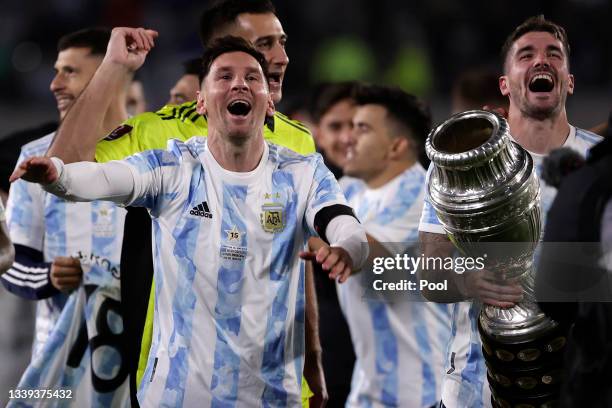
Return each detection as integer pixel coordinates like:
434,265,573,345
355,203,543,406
0,0,611,403
1,0,612,135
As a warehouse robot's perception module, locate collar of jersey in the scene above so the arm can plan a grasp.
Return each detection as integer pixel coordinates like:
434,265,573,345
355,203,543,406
202,139,269,184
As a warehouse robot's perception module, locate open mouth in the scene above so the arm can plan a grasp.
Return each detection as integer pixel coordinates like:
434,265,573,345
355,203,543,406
227,100,251,116
268,72,282,86
528,73,554,92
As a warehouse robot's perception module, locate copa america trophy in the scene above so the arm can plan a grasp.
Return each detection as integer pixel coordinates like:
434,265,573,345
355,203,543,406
426,110,567,407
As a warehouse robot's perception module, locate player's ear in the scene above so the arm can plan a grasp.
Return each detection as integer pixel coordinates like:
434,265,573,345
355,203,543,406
266,95,275,117
196,90,207,116
499,75,510,96
567,73,575,95
389,136,409,159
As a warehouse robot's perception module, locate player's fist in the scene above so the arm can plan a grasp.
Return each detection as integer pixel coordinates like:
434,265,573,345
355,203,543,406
299,237,354,283
50,256,83,292
104,27,158,71
9,157,58,185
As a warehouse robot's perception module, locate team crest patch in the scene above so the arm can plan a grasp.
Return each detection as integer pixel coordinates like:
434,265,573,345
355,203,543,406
260,201,285,233
103,124,133,141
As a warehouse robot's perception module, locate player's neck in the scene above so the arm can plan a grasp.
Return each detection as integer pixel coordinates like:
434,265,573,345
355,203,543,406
101,93,129,136
207,132,265,172
507,106,570,155
365,158,416,189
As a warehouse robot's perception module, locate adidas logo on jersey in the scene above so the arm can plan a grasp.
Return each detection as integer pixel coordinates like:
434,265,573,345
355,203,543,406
189,201,213,218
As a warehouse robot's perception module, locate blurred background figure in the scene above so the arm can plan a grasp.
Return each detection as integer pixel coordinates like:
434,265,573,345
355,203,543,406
167,57,202,106
127,75,147,115
339,84,450,407
450,67,509,114
311,81,360,179
309,81,360,407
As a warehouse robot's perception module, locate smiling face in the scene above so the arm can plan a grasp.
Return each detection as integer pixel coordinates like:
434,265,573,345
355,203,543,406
223,12,288,104
316,98,356,169
500,31,574,120
49,47,102,119
344,104,395,180
196,51,274,145
168,74,200,105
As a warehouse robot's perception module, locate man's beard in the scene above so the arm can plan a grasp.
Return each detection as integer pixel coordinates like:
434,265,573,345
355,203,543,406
520,93,565,121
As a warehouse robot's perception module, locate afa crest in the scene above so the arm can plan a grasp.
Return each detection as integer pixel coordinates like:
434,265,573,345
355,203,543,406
260,202,285,233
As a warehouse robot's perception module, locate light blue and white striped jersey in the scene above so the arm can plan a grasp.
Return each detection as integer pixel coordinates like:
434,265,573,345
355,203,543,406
418,126,601,407
5,133,128,407
10,253,129,408
338,164,451,408
121,137,347,407
5,133,126,358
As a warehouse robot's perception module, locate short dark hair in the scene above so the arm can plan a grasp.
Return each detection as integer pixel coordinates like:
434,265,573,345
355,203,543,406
453,68,508,111
201,36,269,81
501,15,570,70
183,57,204,83
199,0,276,47
311,81,360,124
57,28,111,56
354,84,431,154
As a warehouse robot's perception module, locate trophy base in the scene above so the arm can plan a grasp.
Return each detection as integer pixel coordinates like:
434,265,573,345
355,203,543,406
478,317,570,408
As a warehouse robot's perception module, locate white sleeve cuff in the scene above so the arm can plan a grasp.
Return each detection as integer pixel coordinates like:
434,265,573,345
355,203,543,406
325,214,368,270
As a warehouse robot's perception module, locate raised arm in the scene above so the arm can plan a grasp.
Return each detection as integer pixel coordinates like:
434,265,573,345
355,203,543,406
46,27,158,163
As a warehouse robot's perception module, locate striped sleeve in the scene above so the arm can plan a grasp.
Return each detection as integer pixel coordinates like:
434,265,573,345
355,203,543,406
1,244,58,300
418,165,445,234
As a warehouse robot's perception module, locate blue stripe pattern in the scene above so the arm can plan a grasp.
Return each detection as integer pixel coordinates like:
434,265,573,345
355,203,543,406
210,184,249,407
459,302,485,408
260,171,298,405
367,300,398,406
160,168,205,407
411,304,436,406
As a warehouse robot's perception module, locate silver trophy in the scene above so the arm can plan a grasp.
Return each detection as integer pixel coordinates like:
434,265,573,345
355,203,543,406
426,110,567,407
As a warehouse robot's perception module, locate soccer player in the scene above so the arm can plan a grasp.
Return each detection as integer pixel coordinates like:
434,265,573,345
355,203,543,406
418,16,602,408
308,80,360,405
127,76,147,115
45,2,326,405
13,36,368,407
336,85,450,407
167,57,202,106
311,81,359,179
2,28,132,405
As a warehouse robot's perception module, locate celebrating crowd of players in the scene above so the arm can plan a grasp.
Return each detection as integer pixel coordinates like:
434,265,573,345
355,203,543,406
0,0,609,407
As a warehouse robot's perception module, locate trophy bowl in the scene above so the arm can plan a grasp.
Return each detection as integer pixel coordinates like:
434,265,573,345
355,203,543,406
426,110,567,407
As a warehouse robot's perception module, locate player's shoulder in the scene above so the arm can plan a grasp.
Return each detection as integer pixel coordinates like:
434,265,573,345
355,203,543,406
339,176,365,199
574,126,602,146
154,101,203,124
20,132,55,157
267,142,321,169
267,112,315,155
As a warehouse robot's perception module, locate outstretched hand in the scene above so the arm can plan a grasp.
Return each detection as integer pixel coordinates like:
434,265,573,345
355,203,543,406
9,157,58,185
105,27,159,72
299,237,353,283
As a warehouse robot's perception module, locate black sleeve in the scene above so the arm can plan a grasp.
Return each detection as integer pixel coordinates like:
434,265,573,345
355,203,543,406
313,204,359,244
0,244,58,300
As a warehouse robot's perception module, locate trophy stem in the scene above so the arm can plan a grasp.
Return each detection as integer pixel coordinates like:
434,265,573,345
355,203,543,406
426,111,569,407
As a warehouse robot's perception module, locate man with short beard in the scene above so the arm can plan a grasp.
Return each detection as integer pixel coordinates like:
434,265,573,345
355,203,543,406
418,15,601,408
12,37,367,408
45,2,325,406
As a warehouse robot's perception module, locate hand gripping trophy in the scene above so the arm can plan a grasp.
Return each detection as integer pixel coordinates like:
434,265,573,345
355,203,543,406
426,110,568,407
